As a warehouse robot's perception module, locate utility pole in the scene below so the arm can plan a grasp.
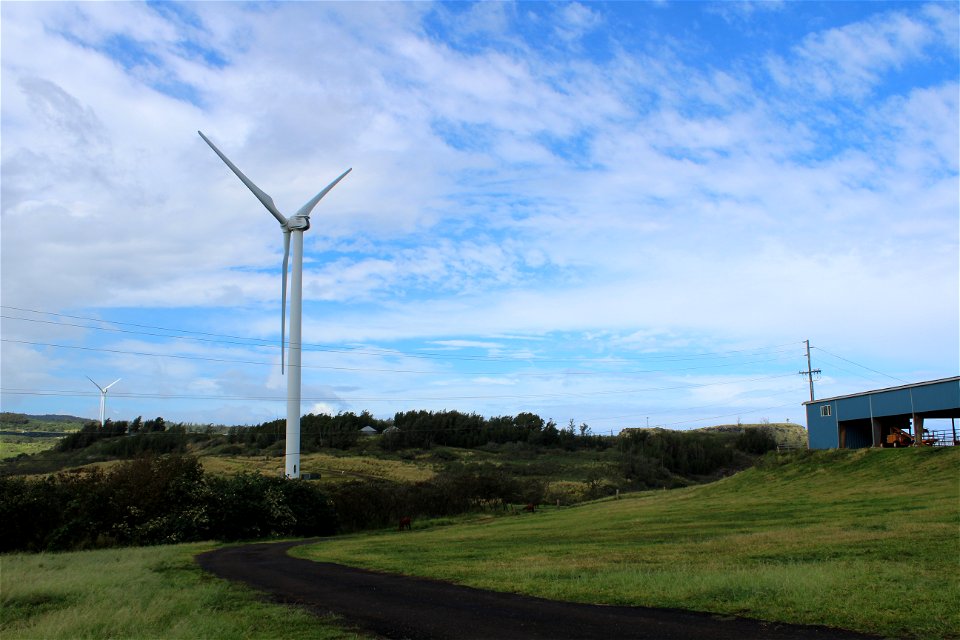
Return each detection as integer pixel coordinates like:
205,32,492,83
799,339,821,402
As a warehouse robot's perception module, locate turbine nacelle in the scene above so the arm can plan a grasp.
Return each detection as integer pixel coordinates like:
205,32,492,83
284,215,310,232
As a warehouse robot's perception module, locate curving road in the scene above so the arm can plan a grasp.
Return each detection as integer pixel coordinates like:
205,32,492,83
196,540,876,640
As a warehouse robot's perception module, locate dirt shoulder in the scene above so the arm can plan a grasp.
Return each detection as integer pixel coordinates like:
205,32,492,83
196,540,875,640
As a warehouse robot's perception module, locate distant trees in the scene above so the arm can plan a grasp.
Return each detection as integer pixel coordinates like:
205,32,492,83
57,419,123,451
226,411,376,451
0,412,29,425
382,410,607,451
224,409,609,454
57,416,182,453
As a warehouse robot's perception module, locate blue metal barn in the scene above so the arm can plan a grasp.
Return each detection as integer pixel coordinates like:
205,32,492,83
804,376,960,449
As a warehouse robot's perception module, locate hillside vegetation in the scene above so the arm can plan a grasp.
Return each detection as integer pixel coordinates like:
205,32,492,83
1,416,810,552
0,413,89,431
299,447,960,639
0,413,87,460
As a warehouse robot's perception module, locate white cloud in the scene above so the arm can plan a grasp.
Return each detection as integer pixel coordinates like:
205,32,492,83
2,2,956,426
766,5,953,99
553,3,603,43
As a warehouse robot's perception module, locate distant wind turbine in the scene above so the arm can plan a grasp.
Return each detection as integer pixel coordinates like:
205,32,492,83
199,130,351,479
87,376,121,428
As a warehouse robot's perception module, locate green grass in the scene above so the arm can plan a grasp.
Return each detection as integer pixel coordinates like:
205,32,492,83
297,447,960,639
0,436,63,460
0,542,373,640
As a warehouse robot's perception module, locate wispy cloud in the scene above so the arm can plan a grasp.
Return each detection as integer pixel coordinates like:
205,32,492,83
2,2,956,426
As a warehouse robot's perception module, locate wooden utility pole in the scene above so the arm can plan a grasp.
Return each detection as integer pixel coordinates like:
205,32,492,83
799,340,821,403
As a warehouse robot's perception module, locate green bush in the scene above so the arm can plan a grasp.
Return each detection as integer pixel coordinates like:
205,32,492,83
617,428,745,487
323,466,547,532
205,472,337,540
735,428,779,454
0,455,337,553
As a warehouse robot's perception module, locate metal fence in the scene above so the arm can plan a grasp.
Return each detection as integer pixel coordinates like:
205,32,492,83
925,429,958,447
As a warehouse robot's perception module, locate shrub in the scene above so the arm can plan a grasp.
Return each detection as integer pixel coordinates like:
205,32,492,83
205,472,336,540
0,455,337,553
735,428,779,454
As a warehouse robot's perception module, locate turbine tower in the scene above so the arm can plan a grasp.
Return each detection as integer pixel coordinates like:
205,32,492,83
199,131,351,479
87,376,121,428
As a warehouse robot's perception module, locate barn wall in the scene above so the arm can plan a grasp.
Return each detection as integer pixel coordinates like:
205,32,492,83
806,401,838,449
805,378,960,450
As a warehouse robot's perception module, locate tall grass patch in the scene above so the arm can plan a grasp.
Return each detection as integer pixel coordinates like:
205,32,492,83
299,448,960,639
0,543,370,639
197,451,435,482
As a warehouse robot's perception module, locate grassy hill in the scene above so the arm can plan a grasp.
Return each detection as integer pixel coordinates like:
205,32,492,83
298,447,960,639
2,447,956,639
0,413,90,431
698,421,807,447
0,413,89,460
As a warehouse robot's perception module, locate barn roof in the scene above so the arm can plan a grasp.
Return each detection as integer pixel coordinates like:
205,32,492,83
803,376,959,406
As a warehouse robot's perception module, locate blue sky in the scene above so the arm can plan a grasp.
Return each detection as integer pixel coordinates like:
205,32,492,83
1,1,957,432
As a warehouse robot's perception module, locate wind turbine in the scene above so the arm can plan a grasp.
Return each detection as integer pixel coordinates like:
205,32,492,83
87,376,121,428
199,130,351,479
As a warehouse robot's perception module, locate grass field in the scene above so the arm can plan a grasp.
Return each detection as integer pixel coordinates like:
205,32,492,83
0,542,372,640
0,436,63,460
197,450,437,483
298,447,960,639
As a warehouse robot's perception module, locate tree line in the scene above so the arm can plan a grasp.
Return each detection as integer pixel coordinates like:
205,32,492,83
229,409,611,452
52,416,201,460
226,411,380,450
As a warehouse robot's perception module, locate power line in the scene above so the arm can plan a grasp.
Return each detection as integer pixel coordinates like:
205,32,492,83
592,384,807,424
0,373,802,404
1,338,800,376
1,305,805,365
3,304,812,424
815,361,884,385
812,346,907,383
655,400,802,428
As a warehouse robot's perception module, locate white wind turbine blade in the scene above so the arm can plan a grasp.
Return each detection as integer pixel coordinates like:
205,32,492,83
281,230,290,374
86,376,105,393
104,378,121,391
198,131,287,226
294,168,353,218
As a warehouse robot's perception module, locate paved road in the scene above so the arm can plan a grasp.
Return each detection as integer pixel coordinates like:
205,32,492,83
196,540,877,640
